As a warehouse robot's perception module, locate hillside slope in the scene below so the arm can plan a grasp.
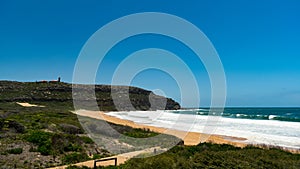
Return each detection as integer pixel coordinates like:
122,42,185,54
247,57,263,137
0,81,181,168
0,81,180,111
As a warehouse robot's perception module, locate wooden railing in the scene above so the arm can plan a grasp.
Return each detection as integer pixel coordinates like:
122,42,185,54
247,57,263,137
94,157,117,168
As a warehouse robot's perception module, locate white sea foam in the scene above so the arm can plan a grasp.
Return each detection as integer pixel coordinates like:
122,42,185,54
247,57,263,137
105,110,300,149
268,115,277,120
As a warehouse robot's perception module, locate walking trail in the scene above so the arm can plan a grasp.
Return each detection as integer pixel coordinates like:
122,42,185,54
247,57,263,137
49,147,160,169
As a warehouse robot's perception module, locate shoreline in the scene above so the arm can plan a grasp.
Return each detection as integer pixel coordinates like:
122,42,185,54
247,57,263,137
75,110,248,147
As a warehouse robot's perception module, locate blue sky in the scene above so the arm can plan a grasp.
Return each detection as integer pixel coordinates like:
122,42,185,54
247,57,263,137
1,0,300,107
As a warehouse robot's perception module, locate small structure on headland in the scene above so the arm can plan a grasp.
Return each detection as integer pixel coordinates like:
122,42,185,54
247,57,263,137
36,77,61,83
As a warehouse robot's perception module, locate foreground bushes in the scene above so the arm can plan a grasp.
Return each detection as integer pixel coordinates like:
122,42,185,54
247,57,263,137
62,153,89,165
0,119,25,133
60,143,300,169
24,131,93,156
25,130,52,155
6,148,23,154
103,143,300,169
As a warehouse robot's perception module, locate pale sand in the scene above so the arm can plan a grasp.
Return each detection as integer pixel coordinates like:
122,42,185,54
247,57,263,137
16,102,45,107
75,110,247,147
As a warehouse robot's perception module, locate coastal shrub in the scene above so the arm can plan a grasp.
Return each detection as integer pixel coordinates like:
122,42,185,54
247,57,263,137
25,131,52,144
8,120,25,133
6,148,23,154
123,128,158,138
37,141,52,155
80,136,94,144
25,131,53,155
62,153,89,165
107,143,300,169
0,118,4,130
64,143,83,152
60,123,83,134
91,153,111,160
51,133,66,154
29,146,38,152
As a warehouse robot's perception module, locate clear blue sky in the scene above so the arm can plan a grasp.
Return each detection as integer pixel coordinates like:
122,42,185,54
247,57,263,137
1,0,300,107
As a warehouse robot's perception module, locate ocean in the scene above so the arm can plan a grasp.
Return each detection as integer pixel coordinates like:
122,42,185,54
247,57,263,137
106,108,300,150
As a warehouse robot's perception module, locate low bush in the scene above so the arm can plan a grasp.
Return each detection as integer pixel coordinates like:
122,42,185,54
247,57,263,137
62,153,89,165
37,142,52,155
8,120,25,133
104,143,300,169
80,136,94,144
6,148,23,154
123,128,158,138
64,143,83,152
24,131,53,155
25,131,52,144
92,154,108,160
0,118,4,130
60,123,83,134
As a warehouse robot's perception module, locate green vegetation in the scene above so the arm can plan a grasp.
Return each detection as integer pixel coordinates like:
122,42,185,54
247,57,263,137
0,79,180,168
67,143,295,169
6,148,23,154
123,128,159,138
113,143,300,169
53,143,300,168
25,130,52,145
92,153,108,160
24,130,97,156
0,81,180,111
81,136,94,144
62,152,90,165
1,81,299,168
0,100,102,168
0,95,177,168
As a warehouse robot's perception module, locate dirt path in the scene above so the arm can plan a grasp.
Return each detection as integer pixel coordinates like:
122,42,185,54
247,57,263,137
48,147,160,169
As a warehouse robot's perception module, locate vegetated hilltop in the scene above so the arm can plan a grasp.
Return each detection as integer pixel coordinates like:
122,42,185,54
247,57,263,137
0,81,181,168
0,81,180,111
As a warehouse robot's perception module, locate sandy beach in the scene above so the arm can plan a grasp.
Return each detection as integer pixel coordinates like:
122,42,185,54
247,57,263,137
75,110,247,147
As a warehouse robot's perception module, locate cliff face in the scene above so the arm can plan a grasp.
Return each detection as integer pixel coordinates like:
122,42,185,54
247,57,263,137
0,81,180,111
